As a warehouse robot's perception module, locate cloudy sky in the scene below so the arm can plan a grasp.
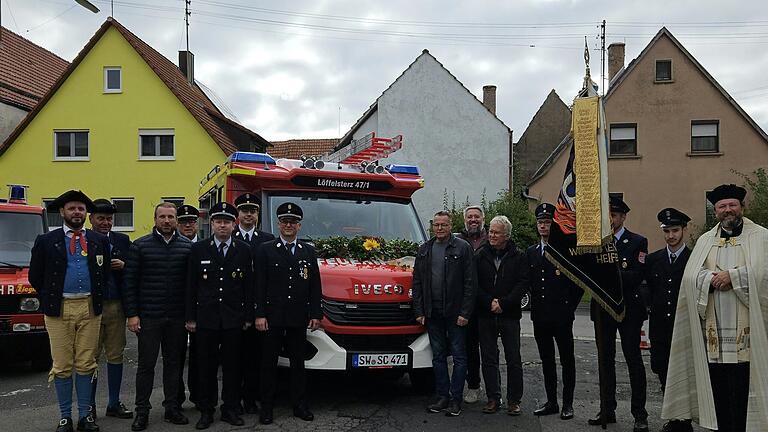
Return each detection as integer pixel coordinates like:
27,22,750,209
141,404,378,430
3,0,768,141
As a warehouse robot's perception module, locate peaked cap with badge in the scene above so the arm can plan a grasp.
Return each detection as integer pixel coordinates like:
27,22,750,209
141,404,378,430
609,196,631,214
535,202,556,220
235,193,261,210
209,202,238,221
177,204,200,221
276,202,303,221
657,208,691,228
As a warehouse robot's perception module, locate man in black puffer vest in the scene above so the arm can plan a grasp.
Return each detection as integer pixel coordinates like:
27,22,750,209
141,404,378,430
123,202,192,431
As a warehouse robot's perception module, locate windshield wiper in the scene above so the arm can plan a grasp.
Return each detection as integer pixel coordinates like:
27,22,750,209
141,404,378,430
0,261,23,269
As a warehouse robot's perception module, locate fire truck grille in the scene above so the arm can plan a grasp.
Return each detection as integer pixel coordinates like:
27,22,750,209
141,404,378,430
322,299,416,327
0,297,19,314
326,332,421,352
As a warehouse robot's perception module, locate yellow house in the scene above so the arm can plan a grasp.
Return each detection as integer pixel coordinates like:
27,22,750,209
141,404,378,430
0,18,269,238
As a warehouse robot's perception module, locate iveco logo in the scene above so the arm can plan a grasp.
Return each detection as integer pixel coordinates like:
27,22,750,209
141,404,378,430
354,284,405,296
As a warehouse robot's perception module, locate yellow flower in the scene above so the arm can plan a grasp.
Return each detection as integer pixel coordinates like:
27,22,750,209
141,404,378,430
363,238,381,251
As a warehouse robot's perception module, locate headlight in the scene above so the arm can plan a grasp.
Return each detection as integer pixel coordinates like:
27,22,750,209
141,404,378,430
20,297,40,312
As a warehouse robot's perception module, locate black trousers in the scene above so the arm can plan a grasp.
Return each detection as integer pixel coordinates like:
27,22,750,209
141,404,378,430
196,328,242,413
134,317,187,412
260,327,307,408
533,320,576,406
241,326,263,404
478,315,523,404
177,331,199,406
593,316,647,420
465,317,481,389
649,321,672,391
709,362,749,432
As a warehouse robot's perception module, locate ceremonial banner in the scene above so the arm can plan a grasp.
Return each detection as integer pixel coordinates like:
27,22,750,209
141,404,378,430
545,85,625,321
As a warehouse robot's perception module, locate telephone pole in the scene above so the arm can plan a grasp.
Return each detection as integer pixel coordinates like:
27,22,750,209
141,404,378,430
600,20,606,96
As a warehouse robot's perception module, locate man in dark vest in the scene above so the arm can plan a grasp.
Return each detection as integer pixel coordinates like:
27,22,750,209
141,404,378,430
186,202,254,429
527,203,582,421
88,199,133,420
29,190,110,432
254,202,321,425
645,208,693,432
232,193,273,414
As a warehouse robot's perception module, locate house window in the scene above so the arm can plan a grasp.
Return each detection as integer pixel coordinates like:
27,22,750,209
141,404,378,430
104,67,122,93
42,199,63,230
162,197,185,208
691,121,719,153
609,124,637,156
54,130,89,160
112,199,134,231
656,60,672,82
139,129,175,160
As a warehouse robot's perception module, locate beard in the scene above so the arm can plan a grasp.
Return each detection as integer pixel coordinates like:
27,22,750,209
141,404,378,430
720,214,743,230
465,224,483,236
63,216,84,229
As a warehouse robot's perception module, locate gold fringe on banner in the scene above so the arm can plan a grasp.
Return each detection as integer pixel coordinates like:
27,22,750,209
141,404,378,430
571,96,603,248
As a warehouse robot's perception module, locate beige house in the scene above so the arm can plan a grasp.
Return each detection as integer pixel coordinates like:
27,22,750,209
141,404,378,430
527,27,768,251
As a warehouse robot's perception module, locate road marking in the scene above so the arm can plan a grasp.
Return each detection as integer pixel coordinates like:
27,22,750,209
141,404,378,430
0,389,32,397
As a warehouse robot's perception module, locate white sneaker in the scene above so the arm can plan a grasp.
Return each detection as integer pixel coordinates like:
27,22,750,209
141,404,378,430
463,387,482,404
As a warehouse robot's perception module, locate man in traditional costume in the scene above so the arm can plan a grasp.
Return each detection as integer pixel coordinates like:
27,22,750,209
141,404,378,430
662,184,768,432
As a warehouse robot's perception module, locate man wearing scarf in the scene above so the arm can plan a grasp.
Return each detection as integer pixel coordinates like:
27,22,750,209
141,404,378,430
662,184,768,432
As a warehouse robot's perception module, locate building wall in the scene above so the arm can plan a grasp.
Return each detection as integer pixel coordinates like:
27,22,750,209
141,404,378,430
516,90,571,184
370,54,511,226
605,34,768,250
0,27,226,239
0,103,28,144
527,146,569,207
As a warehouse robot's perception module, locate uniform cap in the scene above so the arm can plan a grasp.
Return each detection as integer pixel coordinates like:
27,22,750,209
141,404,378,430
276,202,303,221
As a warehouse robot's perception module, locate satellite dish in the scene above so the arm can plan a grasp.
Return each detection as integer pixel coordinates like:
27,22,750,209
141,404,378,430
74,0,100,13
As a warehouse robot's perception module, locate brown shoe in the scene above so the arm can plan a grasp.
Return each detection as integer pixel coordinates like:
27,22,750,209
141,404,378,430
482,400,499,414
507,402,522,416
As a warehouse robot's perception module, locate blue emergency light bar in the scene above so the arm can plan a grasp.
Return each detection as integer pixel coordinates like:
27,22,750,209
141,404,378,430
385,164,420,175
228,152,276,164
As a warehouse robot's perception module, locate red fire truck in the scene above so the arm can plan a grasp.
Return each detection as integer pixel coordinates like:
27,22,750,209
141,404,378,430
197,134,433,387
0,185,51,370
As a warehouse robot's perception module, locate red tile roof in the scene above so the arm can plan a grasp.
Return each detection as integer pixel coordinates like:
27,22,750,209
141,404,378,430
0,27,69,111
1,18,269,155
269,138,340,159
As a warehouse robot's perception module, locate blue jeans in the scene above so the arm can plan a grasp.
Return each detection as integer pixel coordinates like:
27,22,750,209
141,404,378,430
426,312,467,402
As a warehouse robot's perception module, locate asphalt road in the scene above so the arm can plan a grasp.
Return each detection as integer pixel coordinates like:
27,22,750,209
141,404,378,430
0,309,707,431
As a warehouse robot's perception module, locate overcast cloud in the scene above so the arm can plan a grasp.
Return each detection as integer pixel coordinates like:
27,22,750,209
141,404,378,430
3,0,768,141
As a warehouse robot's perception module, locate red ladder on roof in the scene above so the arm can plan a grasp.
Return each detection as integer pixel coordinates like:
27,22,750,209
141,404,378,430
324,132,402,164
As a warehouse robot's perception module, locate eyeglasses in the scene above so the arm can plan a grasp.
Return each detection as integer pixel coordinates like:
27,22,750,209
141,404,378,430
279,219,299,226
432,223,450,228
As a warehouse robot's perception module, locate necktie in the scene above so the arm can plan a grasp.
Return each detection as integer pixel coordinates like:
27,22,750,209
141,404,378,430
670,253,676,264
245,233,251,243
286,243,295,255
69,230,87,255
218,242,226,258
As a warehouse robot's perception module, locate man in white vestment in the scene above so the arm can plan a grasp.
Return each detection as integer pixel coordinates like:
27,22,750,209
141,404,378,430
661,184,768,432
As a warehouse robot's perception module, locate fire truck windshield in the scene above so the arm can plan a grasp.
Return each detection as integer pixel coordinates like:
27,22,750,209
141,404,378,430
0,212,45,267
267,193,426,243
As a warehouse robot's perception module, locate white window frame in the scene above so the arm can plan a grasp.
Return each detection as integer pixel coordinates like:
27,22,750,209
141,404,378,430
111,198,134,232
138,129,175,161
42,199,62,231
691,121,720,153
104,67,122,93
53,130,90,161
162,197,185,208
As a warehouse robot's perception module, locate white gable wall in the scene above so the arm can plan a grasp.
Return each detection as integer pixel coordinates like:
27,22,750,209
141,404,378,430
370,54,510,227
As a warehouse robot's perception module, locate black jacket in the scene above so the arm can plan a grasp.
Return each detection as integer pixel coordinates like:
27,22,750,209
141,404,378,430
254,238,322,328
29,228,111,317
186,236,254,330
526,242,582,324
644,246,691,335
233,226,275,249
590,228,648,323
122,230,192,320
105,231,131,300
474,241,529,320
412,235,476,320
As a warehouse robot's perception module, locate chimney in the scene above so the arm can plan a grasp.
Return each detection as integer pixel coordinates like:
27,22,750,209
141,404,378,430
178,51,195,85
607,43,625,83
483,85,497,115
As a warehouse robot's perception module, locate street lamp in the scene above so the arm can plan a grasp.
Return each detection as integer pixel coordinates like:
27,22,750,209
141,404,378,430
74,0,100,13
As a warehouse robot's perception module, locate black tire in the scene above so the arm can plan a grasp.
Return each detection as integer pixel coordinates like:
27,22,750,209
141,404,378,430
520,292,531,311
409,368,434,394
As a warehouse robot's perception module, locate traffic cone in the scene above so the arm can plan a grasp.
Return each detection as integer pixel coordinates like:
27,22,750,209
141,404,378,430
639,320,651,350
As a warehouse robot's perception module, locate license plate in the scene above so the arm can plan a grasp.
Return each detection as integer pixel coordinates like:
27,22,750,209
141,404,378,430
352,353,409,368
